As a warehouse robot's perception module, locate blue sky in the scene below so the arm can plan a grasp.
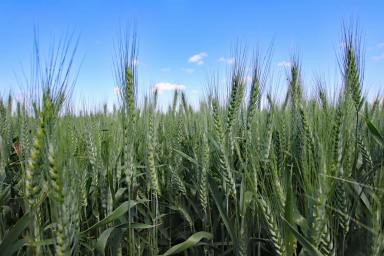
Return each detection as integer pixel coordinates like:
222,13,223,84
0,0,383,109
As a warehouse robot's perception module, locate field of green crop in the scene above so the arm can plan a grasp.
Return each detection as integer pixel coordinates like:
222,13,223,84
0,29,383,256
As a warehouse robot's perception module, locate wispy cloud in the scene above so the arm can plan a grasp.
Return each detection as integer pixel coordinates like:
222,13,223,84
377,42,384,48
218,57,235,65
277,61,292,68
181,68,195,74
188,52,207,65
153,82,186,93
160,67,171,72
371,54,384,61
191,89,199,95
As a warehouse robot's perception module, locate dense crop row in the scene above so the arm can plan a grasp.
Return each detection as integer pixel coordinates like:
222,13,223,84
0,30,383,255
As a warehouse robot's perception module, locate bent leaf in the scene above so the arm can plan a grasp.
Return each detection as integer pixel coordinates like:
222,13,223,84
159,231,213,256
81,200,143,234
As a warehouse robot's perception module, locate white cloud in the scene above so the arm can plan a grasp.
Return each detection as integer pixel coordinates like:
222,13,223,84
218,57,235,65
340,41,347,49
245,75,253,83
277,61,292,68
188,52,207,65
377,42,384,48
15,91,30,102
133,59,139,66
113,86,121,95
181,68,195,74
372,54,384,61
153,82,186,93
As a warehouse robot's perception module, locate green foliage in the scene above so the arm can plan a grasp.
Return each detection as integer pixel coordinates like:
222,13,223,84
0,26,383,256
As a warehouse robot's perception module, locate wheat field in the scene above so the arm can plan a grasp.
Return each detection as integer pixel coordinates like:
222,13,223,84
0,28,383,256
